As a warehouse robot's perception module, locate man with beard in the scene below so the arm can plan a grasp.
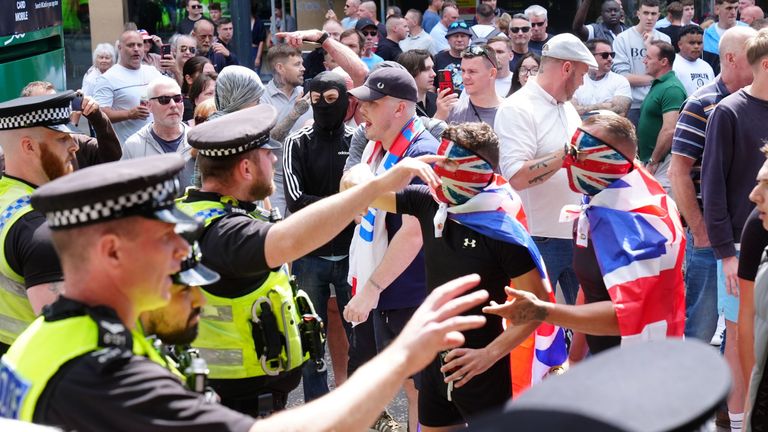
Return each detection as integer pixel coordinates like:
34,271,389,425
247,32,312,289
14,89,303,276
282,72,355,402
140,243,214,348
0,91,80,355
192,19,239,74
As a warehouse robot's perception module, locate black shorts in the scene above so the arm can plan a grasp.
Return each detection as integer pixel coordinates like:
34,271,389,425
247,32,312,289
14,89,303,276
418,352,512,427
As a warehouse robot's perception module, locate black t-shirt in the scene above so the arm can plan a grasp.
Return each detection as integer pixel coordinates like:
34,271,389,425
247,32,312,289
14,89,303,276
184,190,273,299
572,236,621,354
376,38,403,62
739,207,768,281
659,25,684,52
3,176,63,288
396,185,536,347
34,298,255,432
303,47,326,81
417,92,438,118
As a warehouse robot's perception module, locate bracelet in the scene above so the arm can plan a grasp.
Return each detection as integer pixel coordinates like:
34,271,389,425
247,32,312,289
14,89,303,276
369,279,384,293
314,31,330,45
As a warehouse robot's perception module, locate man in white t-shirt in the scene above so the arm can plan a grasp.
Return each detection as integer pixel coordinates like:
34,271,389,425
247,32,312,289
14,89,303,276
93,30,162,144
487,35,514,98
494,33,597,306
612,0,671,126
673,25,715,96
573,39,632,116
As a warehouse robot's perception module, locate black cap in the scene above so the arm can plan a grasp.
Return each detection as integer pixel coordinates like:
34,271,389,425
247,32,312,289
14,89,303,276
0,91,77,133
445,20,472,38
355,18,377,31
187,105,280,157
172,242,220,287
31,154,201,237
467,339,731,432
349,67,418,102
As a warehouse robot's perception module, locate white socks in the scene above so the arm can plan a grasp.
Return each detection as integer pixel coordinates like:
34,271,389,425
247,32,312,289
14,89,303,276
729,411,743,432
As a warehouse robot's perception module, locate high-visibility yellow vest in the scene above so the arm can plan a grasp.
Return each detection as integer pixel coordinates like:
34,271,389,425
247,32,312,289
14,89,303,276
0,311,181,421
176,195,306,379
0,177,39,345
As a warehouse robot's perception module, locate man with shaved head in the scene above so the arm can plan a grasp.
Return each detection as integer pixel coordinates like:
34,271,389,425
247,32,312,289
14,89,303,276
93,30,163,144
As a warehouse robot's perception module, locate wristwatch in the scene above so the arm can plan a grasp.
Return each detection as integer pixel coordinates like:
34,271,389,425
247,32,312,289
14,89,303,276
314,31,330,45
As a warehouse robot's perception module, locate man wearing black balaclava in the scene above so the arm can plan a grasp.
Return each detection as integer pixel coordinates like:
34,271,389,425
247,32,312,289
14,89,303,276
282,71,356,403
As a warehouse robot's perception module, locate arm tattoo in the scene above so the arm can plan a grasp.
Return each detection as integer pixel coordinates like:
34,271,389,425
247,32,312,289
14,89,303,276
511,302,549,323
528,169,557,185
529,154,558,171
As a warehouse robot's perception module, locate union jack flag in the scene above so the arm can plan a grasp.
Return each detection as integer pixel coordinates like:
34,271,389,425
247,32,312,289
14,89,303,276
432,139,494,205
444,176,567,395
565,128,635,196
561,165,686,341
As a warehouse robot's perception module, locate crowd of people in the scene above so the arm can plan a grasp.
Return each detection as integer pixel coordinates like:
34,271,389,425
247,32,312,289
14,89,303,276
3,0,768,431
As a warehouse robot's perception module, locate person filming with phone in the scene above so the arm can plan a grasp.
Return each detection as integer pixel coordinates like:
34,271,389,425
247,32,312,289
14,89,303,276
434,44,501,127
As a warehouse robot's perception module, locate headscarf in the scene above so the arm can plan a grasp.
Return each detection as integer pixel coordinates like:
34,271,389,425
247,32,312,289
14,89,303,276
210,65,265,120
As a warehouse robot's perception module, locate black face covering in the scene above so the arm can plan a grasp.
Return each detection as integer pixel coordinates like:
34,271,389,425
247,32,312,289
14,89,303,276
309,71,349,131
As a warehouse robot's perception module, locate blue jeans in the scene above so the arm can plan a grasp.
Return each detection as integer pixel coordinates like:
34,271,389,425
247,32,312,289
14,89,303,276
532,237,579,305
683,231,719,341
292,256,353,402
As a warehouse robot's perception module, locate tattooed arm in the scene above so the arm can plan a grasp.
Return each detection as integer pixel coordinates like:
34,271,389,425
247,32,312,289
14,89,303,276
483,287,620,336
270,97,311,143
506,149,567,191
28,282,64,315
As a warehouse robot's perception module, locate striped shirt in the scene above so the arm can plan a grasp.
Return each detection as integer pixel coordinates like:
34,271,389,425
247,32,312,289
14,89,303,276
671,77,730,210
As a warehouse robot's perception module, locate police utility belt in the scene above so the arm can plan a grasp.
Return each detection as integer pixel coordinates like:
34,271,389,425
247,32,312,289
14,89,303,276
176,194,326,379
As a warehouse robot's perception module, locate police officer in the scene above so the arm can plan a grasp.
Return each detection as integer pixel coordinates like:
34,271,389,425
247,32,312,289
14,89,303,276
0,91,80,354
0,152,488,431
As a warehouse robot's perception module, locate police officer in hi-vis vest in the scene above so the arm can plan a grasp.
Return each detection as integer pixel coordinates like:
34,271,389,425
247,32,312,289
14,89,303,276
0,141,488,430
0,92,80,354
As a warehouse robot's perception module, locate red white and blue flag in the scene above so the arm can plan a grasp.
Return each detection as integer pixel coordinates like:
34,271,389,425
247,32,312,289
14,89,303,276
560,165,686,341
435,176,568,394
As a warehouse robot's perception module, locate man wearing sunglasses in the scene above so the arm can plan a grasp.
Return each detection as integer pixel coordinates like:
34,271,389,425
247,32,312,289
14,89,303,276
178,0,205,36
123,76,195,189
509,14,532,72
355,19,385,70
525,5,552,56
435,44,501,127
572,39,632,117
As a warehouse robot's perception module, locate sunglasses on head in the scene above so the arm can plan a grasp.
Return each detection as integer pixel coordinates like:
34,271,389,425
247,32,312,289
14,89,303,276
362,29,377,36
150,94,183,105
462,45,497,69
509,26,531,33
530,21,546,27
594,51,616,59
180,45,197,53
450,21,469,29
190,4,203,9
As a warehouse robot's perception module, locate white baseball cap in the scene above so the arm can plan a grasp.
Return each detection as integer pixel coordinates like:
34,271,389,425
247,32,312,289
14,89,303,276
541,33,599,69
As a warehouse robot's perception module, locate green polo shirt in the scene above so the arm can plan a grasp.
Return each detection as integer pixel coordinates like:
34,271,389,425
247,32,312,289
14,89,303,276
637,71,687,162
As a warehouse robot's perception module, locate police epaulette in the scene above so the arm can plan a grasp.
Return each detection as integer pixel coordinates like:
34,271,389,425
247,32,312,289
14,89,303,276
89,347,133,374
